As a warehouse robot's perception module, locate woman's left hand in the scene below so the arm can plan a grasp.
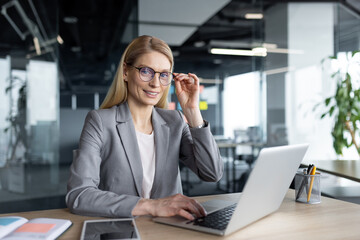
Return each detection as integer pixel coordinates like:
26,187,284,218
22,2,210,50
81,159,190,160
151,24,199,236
173,73,204,127
173,73,200,110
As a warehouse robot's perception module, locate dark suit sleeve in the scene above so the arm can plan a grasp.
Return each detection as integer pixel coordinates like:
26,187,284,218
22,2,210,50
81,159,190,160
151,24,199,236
178,111,223,182
65,110,140,217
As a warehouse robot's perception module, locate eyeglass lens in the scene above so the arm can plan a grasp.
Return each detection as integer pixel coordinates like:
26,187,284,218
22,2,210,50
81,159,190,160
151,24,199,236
139,67,172,85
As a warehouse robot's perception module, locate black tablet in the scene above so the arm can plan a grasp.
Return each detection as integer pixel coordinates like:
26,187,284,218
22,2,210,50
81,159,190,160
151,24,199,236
80,218,140,240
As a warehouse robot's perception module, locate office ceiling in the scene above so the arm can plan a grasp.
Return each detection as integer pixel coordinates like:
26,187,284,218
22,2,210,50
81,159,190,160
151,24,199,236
0,0,359,93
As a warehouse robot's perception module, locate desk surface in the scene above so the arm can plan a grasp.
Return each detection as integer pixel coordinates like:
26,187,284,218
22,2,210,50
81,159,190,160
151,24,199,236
302,160,360,183
1,190,360,240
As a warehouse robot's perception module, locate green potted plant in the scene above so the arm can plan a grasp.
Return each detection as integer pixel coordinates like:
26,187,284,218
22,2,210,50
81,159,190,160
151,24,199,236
320,50,360,157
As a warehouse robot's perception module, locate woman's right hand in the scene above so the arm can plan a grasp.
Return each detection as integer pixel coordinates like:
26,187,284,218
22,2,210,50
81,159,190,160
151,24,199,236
132,194,207,220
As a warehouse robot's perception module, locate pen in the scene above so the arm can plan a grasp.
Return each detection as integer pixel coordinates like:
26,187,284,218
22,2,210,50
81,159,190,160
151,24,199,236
307,166,317,202
296,168,310,200
307,164,314,175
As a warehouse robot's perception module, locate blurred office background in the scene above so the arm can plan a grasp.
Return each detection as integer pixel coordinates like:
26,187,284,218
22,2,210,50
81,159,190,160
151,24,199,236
0,0,359,213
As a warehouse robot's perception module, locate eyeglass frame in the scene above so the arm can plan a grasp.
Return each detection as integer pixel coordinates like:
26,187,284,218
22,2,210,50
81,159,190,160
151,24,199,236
126,64,174,86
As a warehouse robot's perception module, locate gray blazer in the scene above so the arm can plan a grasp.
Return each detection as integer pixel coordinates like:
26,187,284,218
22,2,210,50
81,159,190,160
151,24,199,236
66,102,223,217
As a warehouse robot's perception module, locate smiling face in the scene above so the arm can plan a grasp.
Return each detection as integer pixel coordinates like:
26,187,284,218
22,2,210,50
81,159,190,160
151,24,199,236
124,51,171,109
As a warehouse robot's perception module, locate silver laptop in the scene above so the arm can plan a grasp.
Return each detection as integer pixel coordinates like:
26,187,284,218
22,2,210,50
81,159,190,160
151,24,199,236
153,144,309,236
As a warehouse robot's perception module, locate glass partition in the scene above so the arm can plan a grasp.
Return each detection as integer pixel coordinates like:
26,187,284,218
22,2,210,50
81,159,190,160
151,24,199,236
284,3,360,160
0,0,61,212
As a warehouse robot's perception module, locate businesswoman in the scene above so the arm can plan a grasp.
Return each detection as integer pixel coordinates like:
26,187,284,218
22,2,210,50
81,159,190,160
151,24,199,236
66,35,223,220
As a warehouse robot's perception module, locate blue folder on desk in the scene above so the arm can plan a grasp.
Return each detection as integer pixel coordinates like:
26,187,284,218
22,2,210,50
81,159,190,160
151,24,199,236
154,144,309,236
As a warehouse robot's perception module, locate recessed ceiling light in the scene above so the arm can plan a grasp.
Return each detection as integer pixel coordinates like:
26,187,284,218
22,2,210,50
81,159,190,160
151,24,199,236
57,35,64,44
245,13,263,19
33,37,41,55
210,48,266,57
266,48,304,54
262,43,277,49
252,47,267,55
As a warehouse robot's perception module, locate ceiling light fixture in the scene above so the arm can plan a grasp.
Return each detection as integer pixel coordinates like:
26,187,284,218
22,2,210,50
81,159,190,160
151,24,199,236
245,13,263,19
252,47,267,55
266,48,304,54
210,48,267,57
33,37,41,55
262,43,278,49
57,35,64,44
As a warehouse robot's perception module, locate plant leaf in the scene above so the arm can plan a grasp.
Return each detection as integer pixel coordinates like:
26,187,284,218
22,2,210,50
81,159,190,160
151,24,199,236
329,106,335,116
331,71,339,78
325,97,332,106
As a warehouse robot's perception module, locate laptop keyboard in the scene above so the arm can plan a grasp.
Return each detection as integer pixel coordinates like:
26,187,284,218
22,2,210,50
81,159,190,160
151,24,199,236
187,203,237,231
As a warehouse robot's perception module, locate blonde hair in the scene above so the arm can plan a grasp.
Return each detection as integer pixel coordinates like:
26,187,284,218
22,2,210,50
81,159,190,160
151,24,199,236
100,35,174,109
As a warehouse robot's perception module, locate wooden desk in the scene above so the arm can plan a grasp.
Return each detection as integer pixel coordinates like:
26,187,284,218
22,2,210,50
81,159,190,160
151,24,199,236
302,160,360,183
1,190,360,239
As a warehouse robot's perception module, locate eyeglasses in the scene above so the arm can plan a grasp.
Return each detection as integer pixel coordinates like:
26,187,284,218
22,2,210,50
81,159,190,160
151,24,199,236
127,64,173,86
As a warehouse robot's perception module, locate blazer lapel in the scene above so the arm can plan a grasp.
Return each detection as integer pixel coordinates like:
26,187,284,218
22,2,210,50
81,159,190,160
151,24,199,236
150,108,170,197
116,102,143,197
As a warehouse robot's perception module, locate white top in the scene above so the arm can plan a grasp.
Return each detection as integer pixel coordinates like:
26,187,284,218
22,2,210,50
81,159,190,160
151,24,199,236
135,130,156,199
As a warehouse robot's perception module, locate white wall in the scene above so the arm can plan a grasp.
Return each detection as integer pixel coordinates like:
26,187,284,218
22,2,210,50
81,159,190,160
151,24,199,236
223,72,260,138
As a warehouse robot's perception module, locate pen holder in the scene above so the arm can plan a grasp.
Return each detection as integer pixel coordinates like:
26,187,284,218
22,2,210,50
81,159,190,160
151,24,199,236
295,172,321,204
